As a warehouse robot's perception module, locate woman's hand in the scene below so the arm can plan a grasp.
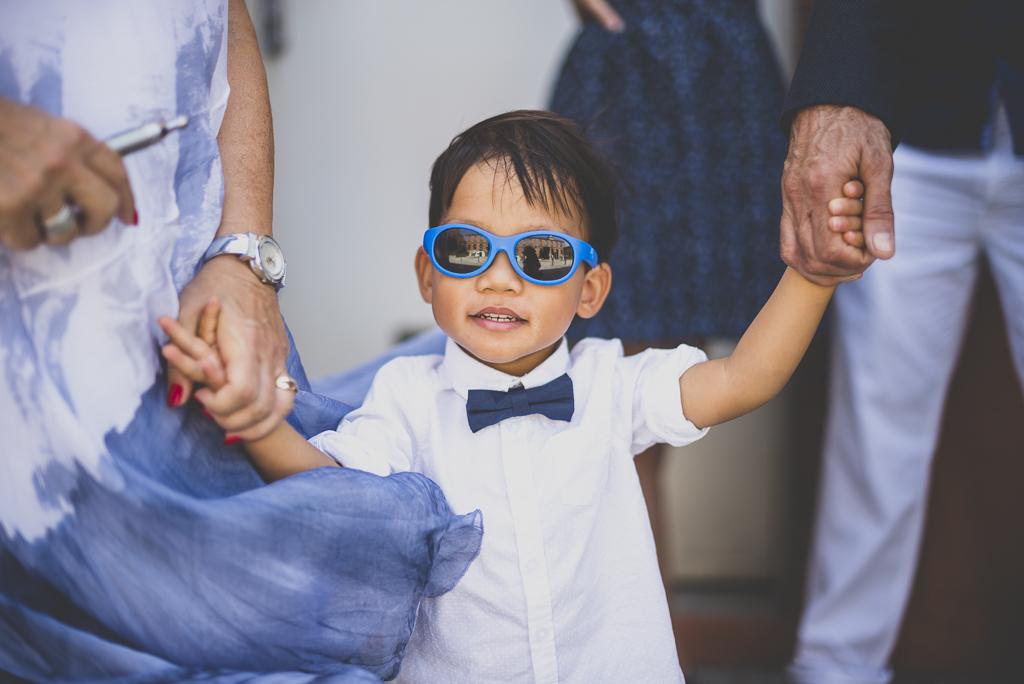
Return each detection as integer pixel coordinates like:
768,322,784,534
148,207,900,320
160,296,227,392
568,0,625,32
168,256,293,442
161,294,335,479
0,98,135,249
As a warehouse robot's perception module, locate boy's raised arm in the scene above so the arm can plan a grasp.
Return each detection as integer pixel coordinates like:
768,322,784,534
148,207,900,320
679,185,865,428
678,267,835,429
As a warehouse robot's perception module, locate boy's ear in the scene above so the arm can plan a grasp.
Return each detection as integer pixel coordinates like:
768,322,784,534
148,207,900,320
575,262,611,319
415,246,434,304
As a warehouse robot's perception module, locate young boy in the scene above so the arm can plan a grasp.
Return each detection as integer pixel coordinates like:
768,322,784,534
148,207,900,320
161,110,864,683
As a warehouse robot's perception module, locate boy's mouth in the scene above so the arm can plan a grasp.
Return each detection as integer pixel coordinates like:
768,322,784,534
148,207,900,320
474,313,520,322
471,307,525,325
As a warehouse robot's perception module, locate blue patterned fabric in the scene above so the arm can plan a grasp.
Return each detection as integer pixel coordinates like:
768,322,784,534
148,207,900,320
550,0,788,342
0,3,481,681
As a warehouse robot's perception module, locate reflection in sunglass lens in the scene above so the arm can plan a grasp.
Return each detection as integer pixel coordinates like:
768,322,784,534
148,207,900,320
433,228,491,274
515,235,575,281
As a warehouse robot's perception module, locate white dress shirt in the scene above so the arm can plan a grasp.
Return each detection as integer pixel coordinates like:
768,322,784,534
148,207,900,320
310,337,709,683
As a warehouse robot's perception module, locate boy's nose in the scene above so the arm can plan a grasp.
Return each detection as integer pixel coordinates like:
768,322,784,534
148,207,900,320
478,251,523,292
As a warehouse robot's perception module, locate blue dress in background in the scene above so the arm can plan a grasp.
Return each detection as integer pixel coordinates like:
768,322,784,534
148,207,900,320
551,0,788,342
0,3,479,682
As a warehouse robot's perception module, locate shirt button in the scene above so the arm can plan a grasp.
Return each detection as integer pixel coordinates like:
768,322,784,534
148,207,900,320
526,559,539,573
506,421,519,434
536,628,548,641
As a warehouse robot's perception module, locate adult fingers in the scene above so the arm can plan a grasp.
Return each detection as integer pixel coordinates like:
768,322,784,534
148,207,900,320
169,292,206,407
860,146,896,259
171,282,208,405
159,311,227,391
159,314,203,407
43,118,122,238
0,158,41,249
572,0,625,32
0,114,127,248
0,142,69,249
61,160,120,237
34,183,79,247
166,367,193,409
198,297,221,346
85,140,135,228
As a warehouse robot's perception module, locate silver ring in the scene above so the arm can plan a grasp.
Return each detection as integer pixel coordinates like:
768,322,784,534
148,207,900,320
41,203,77,239
275,374,299,392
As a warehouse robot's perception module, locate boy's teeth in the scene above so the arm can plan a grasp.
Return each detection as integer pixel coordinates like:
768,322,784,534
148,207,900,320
479,314,517,322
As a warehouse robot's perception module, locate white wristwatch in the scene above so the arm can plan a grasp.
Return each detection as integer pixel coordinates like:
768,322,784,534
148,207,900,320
201,233,287,291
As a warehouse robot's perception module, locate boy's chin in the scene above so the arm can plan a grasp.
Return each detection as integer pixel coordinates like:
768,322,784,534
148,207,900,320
461,339,564,375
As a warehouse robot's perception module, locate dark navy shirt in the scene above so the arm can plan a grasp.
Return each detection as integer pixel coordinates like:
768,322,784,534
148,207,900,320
902,1,1024,153
783,0,1023,153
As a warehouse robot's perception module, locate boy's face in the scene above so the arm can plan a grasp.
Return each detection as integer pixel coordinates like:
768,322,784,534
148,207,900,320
416,161,611,377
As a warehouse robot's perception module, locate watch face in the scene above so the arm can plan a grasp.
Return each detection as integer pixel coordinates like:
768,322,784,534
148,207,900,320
258,237,286,282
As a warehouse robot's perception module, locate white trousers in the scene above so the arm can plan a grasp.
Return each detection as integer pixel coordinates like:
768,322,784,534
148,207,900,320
789,119,1024,684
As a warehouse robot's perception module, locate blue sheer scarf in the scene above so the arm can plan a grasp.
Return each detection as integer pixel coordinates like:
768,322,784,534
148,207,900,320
0,330,473,683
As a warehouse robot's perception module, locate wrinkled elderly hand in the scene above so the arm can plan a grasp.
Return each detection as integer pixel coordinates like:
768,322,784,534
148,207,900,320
569,0,625,32
168,255,292,442
0,98,135,249
780,105,894,286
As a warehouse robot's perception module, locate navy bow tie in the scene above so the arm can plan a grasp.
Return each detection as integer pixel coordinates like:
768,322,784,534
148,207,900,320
465,374,574,433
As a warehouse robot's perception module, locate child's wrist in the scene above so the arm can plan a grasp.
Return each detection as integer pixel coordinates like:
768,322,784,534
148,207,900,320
785,266,837,291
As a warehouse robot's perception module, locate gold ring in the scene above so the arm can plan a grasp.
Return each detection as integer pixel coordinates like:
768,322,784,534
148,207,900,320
275,374,299,392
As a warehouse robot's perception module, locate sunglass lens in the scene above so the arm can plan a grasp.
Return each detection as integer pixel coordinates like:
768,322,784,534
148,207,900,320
433,227,490,274
515,235,575,281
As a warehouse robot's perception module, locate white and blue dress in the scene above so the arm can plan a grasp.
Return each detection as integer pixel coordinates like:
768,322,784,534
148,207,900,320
0,3,479,682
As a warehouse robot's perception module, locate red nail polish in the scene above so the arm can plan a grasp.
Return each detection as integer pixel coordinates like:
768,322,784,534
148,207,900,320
131,209,139,226
223,436,243,445
200,408,213,419
167,384,183,408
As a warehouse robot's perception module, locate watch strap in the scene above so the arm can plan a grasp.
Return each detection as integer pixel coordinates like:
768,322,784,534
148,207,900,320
200,232,285,291
202,233,256,264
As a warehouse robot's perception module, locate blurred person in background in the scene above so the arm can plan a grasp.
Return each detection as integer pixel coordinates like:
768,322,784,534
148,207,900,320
785,3,1024,683
549,0,788,561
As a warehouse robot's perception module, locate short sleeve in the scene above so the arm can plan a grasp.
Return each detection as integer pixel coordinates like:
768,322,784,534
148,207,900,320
629,344,710,453
308,359,419,476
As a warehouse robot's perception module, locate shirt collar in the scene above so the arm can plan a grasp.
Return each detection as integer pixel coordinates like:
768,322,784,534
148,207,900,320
442,336,571,400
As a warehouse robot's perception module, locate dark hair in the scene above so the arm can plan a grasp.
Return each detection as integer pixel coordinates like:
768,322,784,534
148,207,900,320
428,110,620,263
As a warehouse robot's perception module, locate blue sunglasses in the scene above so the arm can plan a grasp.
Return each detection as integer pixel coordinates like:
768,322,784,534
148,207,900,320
423,224,598,286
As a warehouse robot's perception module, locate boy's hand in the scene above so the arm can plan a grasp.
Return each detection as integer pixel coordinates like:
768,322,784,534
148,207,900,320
828,180,866,250
159,297,228,393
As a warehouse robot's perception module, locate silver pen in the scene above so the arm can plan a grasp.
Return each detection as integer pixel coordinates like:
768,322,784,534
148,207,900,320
104,115,189,156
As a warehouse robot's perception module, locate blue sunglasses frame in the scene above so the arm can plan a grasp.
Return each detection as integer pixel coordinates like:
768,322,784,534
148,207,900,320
423,223,598,286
